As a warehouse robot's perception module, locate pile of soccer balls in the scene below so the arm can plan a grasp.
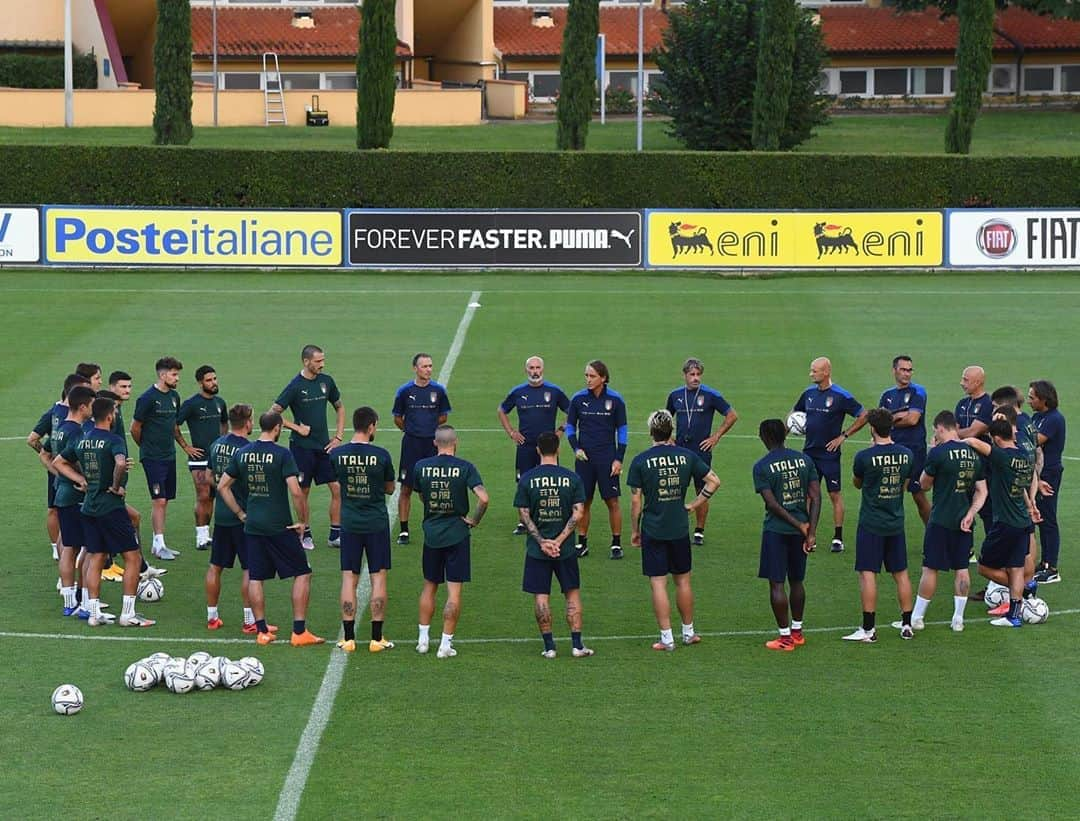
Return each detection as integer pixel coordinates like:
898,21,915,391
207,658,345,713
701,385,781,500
124,651,265,694
984,581,1050,623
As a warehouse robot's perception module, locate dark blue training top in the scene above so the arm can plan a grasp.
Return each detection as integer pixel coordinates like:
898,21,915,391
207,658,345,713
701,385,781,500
500,381,570,444
794,383,864,455
665,384,732,453
392,381,452,439
879,383,927,450
566,386,628,460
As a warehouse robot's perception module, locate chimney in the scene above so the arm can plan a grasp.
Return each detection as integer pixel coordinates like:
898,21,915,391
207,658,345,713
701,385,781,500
291,8,315,29
531,8,555,28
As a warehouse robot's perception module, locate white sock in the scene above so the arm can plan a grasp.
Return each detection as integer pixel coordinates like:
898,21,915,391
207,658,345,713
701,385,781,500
152,533,165,550
779,626,792,636
51,543,58,560
791,620,803,630
660,628,674,645
61,586,77,608
196,525,210,543
243,607,254,625
88,598,101,618
440,632,453,649
912,595,931,621
81,587,90,606
418,624,430,642
207,606,219,621
122,595,136,618
681,622,695,638
953,596,968,621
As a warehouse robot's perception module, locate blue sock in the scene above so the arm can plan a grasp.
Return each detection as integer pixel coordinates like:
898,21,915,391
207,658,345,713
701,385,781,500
293,619,305,635
542,632,555,651
256,618,268,634
1025,579,1038,598
1007,599,1022,621
329,525,341,540
571,631,583,650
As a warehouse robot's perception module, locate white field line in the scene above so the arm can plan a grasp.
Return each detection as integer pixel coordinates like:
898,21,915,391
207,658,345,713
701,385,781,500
4,608,1078,648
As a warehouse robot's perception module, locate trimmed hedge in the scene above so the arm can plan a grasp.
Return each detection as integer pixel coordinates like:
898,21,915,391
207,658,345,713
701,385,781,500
0,52,97,89
0,146,1076,209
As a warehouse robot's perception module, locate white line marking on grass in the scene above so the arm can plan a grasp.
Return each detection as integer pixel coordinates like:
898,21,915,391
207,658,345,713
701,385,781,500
271,290,482,821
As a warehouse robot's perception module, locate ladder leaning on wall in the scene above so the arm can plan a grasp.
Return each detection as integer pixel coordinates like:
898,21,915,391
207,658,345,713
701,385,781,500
262,52,287,126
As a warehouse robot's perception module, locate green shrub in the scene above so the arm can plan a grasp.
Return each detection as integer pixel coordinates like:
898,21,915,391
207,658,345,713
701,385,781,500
0,51,97,89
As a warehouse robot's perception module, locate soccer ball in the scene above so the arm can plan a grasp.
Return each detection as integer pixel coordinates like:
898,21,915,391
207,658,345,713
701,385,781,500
220,661,250,691
187,651,213,669
213,656,231,673
1021,597,1050,624
165,666,196,694
124,661,157,692
984,582,1010,608
786,411,807,436
142,655,169,684
237,656,264,687
137,577,164,602
193,661,221,691
51,684,83,715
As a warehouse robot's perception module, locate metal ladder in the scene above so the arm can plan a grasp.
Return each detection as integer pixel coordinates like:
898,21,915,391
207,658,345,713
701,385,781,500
262,52,287,126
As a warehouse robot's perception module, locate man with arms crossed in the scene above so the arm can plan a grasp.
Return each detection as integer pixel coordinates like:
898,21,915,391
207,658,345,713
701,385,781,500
1029,380,1065,584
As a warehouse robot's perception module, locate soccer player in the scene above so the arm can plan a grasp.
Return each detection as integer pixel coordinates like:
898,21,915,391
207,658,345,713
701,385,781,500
498,355,570,535
842,407,914,643
514,431,592,659
752,419,821,651
412,425,487,659
911,411,987,632
1029,380,1065,583
955,365,994,535
331,407,397,654
393,353,451,545
106,370,133,439
205,403,260,633
628,409,720,651
178,365,228,551
566,360,628,560
666,357,738,545
54,397,155,628
217,412,324,647
792,357,868,553
879,356,930,524
75,362,102,392
132,356,196,561
963,417,1038,627
53,385,96,617
271,345,345,552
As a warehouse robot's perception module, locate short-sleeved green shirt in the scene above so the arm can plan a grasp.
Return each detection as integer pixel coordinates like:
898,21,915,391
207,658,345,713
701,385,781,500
177,393,228,456
989,444,1035,529
513,464,586,560
52,419,85,509
412,455,483,549
274,372,341,450
210,432,250,528
924,440,984,530
331,442,395,534
627,445,710,540
853,443,913,536
133,385,180,461
64,426,128,517
752,447,819,535
225,440,300,536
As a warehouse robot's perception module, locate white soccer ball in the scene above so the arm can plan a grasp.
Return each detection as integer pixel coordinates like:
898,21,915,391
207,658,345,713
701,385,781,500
187,651,213,669
786,411,807,436
220,661,250,691
137,577,164,602
51,684,83,715
984,582,1010,608
142,655,169,684
237,656,264,687
213,656,231,673
165,667,196,694
1021,597,1050,624
193,661,221,691
124,661,157,692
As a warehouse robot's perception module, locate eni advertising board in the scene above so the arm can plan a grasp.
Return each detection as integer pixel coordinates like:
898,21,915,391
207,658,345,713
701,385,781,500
646,211,943,268
43,208,342,266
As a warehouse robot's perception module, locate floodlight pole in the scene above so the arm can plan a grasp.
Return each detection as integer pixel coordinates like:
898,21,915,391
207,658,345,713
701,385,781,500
636,0,643,152
212,0,219,127
64,0,73,127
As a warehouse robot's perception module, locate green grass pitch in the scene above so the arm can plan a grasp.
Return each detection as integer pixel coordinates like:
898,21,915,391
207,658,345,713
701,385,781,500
1,269,1078,819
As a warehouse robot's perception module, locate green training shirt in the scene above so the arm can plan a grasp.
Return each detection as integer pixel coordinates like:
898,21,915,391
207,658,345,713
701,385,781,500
627,444,710,540
225,440,300,536
853,442,913,536
924,440,983,530
988,444,1035,529
177,393,228,457
331,442,395,534
133,385,180,461
752,447,819,535
513,463,586,560
64,427,128,517
274,373,341,451
413,454,483,549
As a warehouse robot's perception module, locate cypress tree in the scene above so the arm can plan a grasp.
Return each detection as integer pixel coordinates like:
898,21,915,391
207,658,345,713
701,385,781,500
152,0,193,146
946,0,995,153
357,0,397,150
752,0,798,150
556,0,600,151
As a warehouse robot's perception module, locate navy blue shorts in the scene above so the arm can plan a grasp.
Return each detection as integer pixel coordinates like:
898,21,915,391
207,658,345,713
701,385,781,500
247,531,312,581
210,524,249,570
806,451,841,493
641,532,692,577
922,522,972,571
47,472,57,508
341,528,392,574
979,522,1029,569
57,505,85,549
758,530,807,583
691,451,713,493
291,444,335,488
906,446,927,494
142,458,177,500
575,450,621,501
522,553,581,595
854,527,908,573
422,538,471,584
515,443,541,480
400,434,436,487
83,507,139,555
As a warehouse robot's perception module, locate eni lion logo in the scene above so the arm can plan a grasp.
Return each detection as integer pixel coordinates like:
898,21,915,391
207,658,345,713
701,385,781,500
813,222,859,258
669,221,714,257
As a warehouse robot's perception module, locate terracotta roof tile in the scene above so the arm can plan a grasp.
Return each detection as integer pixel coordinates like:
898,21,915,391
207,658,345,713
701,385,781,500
190,7,410,60
495,6,668,59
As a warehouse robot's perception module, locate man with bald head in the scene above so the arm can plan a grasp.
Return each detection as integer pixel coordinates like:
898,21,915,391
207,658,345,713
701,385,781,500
956,365,994,537
793,357,868,553
498,356,570,535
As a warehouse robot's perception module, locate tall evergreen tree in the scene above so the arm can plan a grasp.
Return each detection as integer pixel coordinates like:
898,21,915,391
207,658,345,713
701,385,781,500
751,0,798,150
556,0,600,151
946,0,995,153
357,0,397,150
152,0,193,146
